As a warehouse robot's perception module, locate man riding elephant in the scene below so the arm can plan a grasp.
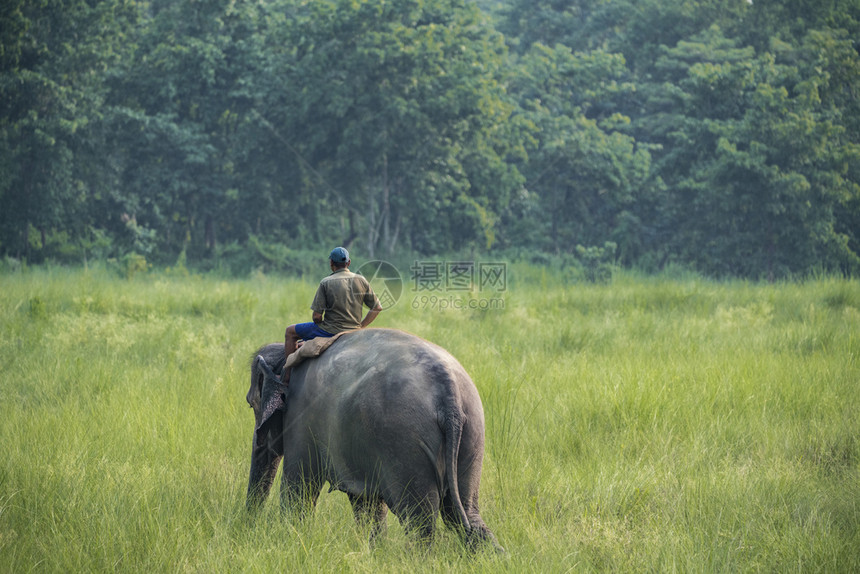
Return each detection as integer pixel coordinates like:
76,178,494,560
282,246,382,384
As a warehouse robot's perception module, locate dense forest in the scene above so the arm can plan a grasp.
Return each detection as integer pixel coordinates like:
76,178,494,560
2,0,859,278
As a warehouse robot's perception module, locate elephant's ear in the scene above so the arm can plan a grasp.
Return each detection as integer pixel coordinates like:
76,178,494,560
256,355,288,431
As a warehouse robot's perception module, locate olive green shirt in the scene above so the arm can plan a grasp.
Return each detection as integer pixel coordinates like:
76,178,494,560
311,268,380,334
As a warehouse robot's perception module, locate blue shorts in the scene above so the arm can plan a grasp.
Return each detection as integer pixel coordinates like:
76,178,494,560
295,321,334,341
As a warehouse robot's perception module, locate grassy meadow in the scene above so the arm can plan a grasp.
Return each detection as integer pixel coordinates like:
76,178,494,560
1,264,858,572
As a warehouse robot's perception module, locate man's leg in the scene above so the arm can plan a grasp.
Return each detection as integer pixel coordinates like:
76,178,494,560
282,322,333,384
283,324,300,384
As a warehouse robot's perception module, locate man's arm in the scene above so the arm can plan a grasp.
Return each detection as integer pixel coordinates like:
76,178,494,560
310,282,326,324
359,303,382,328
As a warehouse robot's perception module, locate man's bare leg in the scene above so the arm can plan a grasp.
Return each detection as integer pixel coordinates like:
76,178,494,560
283,324,300,384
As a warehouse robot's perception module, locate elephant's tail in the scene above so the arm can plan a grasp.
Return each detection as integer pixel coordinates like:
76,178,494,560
441,376,471,533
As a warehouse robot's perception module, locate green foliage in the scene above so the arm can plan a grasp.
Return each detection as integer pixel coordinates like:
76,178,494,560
1,268,858,570
119,252,150,279
266,0,519,256
165,248,190,278
27,295,46,319
576,241,617,283
244,235,324,277
502,42,653,259
636,24,860,277
0,0,138,261
1,0,859,277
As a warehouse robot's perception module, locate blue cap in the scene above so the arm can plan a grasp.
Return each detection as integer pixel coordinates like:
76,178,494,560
329,247,350,263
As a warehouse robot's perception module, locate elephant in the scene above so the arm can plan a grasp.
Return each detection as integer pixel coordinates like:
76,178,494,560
245,328,503,551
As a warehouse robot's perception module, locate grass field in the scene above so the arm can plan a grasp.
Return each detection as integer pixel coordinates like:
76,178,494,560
1,264,858,572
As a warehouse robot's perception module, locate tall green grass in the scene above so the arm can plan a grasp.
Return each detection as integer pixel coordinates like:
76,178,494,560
1,266,858,571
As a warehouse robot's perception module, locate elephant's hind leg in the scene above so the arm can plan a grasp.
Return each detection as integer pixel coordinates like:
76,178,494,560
390,490,440,548
348,492,388,544
440,490,468,535
463,513,505,553
441,492,504,552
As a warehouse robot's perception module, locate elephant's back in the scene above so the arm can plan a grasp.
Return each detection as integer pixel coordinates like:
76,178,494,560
332,328,468,371
299,328,481,424
312,328,474,392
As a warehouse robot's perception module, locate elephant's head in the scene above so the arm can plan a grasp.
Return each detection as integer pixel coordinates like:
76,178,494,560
245,355,287,509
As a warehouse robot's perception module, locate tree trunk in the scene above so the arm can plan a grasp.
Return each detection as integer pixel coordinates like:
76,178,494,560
386,212,401,255
205,216,216,253
367,187,377,258
23,222,29,262
382,152,390,252
341,212,358,250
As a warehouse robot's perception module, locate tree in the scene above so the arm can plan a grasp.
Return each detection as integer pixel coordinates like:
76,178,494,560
0,0,138,262
641,26,860,276
265,0,520,256
501,42,653,262
103,0,270,261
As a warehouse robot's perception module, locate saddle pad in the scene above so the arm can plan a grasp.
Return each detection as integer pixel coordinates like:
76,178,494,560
284,329,357,368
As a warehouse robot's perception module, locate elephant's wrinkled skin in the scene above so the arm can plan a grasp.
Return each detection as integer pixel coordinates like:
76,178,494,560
245,328,502,550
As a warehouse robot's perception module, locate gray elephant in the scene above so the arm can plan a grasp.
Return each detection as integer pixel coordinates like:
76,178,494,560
245,328,502,551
